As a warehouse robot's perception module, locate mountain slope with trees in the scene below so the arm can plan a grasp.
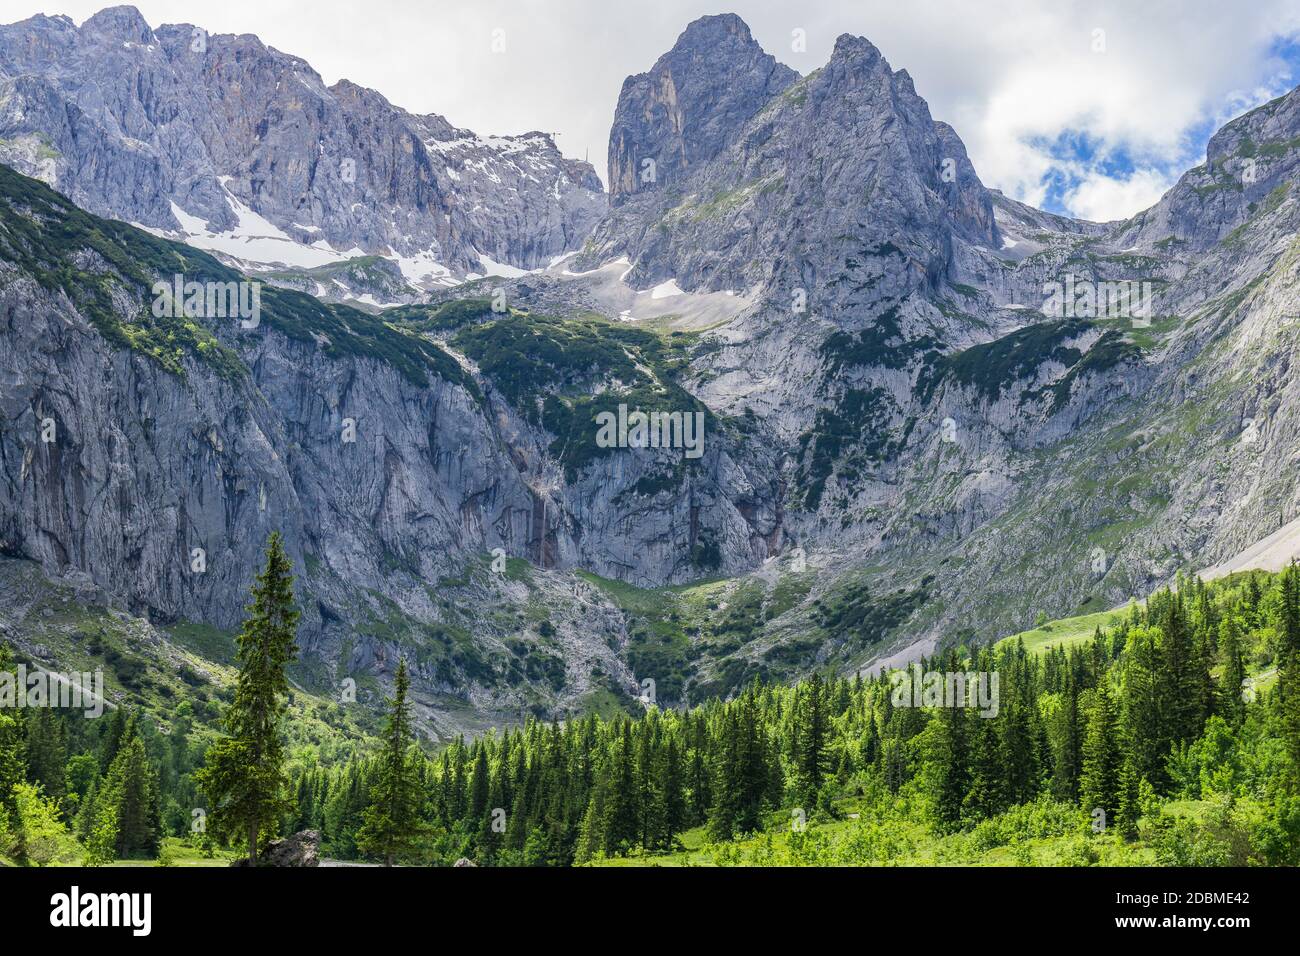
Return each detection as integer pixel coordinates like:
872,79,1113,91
4,535,1298,867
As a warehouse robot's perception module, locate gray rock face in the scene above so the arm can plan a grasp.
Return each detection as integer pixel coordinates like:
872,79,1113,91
0,7,605,279
9,9,1300,722
608,13,796,205
581,30,997,307
0,163,773,729
576,25,1005,497
562,14,1300,684
1116,84,1300,252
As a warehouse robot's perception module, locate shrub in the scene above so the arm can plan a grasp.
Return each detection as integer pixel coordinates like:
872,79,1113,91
10,783,81,866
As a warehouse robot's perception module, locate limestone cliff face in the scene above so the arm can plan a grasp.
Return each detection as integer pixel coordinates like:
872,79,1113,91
0,164,772,729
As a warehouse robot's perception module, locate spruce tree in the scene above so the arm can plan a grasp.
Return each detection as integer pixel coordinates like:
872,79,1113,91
1216,617,1247,727
504,785,528,854
1278,562,1300,790
706,711,739,842
479,750,507,862
734,687,770,832
356,659,428,865
97,715,161,858
635,716,666,851
999,644,1040,805
1157,591,1205,747
603,723,639,853
792,673,829,807
25,708,66,814
964,705,1004,823
468,742,490,823
1049,670,1082,801
932,698,969,832
663,736,686,848
447,738,468,821
1120,626,1165,787
1079,682,1119,821
686,715,711,825
574,787,604,864
1246,572,1263,629
195,531,300,864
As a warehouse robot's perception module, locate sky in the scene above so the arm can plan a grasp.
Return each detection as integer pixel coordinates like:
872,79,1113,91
8,0,1300,221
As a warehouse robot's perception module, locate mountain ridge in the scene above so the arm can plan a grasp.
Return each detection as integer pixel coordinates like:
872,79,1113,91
0,5,605,292
5,8,1300,732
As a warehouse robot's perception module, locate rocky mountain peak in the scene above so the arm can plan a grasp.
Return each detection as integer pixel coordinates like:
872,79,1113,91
583,14,997,301
1116,83,1300,251
607,13,798,204
80,4,155,44
829,31,886,66
676,11,754,45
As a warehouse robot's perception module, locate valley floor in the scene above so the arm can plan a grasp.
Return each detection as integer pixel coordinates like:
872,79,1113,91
589,794,1167,867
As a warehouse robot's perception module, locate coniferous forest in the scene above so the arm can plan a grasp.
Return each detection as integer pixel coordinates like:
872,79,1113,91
3,534,1299,868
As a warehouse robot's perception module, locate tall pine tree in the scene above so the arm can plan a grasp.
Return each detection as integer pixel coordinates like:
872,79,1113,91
1277,562,1300,790
1079,682,1119,822
357,659,428,865
96,714,161,859
195,532,300,864
1216,617,1247,727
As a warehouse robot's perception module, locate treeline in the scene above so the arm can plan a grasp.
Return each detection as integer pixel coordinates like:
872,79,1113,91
300,670,868,864
296,567,1300,865
3,537,1300,866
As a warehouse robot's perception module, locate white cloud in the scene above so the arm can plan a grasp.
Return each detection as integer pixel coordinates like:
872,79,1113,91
1062,169,1173,224
8,0,1300,221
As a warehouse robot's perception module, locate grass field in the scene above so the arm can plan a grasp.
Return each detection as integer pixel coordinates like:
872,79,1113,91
996,605,1132,655
106,838,236,868
590,793,1168,867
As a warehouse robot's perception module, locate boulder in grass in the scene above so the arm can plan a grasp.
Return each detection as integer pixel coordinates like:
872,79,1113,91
230,830,321,867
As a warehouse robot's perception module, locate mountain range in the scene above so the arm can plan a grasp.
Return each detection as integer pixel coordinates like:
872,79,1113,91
3,7,1300,736
0,6,604,298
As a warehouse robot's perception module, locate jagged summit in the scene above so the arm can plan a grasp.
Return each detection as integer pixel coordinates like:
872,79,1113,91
80,4,154,42
829,31,887,64
584,11,997,299
677,11,757,41
607,13,798,203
